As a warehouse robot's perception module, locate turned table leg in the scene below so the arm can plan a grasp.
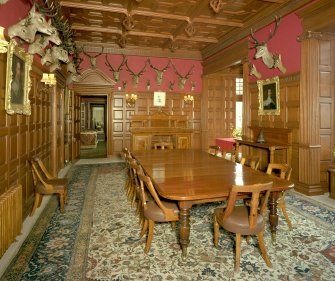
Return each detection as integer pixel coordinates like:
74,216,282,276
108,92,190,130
178,201,192,260
268,191,279,245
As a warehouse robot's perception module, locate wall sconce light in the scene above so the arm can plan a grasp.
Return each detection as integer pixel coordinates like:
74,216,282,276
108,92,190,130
125,93,137,107
0,26,8,53
184,94,194,105
41,73,56,85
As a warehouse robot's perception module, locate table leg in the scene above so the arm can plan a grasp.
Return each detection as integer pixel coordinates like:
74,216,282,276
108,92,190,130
268,191,279,245
178,201,192,260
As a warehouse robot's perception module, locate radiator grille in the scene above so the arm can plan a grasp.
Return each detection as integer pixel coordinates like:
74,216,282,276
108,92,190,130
0,184,22,257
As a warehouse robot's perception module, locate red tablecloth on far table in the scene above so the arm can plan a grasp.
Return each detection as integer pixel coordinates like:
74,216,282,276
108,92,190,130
215,138,236,152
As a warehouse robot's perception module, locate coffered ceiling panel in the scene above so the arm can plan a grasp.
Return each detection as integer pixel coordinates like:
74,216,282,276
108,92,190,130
56,0,311,58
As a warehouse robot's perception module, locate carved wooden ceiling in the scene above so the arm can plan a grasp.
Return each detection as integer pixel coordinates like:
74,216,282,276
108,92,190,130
58,0,310,59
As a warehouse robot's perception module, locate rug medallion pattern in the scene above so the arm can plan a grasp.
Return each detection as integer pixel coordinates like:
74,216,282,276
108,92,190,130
1,163,334,281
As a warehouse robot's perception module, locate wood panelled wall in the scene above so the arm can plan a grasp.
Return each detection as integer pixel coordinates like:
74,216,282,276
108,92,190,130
0,52,67,219
247,73,300,178
111,91,201,153
201,72,239,150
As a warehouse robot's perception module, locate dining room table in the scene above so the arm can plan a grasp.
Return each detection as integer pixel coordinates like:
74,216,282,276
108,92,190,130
132,149,294,259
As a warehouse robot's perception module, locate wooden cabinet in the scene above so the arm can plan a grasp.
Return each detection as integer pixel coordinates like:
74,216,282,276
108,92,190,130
130,111,193,151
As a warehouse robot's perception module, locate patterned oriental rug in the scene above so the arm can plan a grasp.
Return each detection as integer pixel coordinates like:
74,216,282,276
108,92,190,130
1,163,334,281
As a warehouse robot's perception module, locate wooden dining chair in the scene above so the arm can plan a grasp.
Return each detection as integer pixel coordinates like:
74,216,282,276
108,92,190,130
213,181,273,272
154,142,174,150
29,158,68,216
137,170,179,253
266,163,293,230
208,145,222,156
240,155,260,170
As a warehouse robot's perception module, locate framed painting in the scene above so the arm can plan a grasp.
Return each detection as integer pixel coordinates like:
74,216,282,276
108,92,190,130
153,91,166,107
5,39,33,115
257,76,280,115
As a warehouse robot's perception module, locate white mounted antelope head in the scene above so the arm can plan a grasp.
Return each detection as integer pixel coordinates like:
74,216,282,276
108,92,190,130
125,60,147,87
66,72,81,85
147,58,170,86
249,16,286,73
83,46,104,69
248,63,262,79
41,46,69,72
28,24,61,56
8,4,54,43
172,63,194,90
105,54,127,82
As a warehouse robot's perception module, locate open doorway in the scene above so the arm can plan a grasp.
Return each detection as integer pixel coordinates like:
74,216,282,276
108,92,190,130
79,95,107,158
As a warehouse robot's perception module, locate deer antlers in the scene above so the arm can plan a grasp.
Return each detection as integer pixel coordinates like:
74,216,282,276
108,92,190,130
147,58,170,86
83,46,104,69
171,62,194,89
105,54,127,82
249,16,281,48
125,59,147,86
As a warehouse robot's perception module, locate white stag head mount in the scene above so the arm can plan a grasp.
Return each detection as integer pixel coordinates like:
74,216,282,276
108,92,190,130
105,54,127,82
125,60,147,87
8,4,54,43
249,16,286,73
147,58,170,86
172,63,194,90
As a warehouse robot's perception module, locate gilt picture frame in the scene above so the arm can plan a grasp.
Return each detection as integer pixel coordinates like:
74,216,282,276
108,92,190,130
5,39,33,115
257,76,280,116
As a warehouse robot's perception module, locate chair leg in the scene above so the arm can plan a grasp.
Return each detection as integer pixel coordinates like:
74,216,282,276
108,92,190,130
140,219,148,238
257,231,272,267
278,193,293,230
144,220,155,253
30,192,41,216
213,214,219,247
235,234,241,272
59,193,65,213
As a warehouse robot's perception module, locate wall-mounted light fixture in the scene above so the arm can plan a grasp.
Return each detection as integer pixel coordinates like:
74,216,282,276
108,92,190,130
0,26,8,53
184,94,194,105
125,93,137,107
41,73,56,85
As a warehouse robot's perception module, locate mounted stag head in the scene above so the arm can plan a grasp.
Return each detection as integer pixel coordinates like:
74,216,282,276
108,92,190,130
248,63,262,79
125,60,147,87
66,73,81,85
147,58,170,86
249,16,286,73
41,46,69,72
172,62,194,90
105,54,127,82
8,4,54,43
28,23,61,56
83,46,104,69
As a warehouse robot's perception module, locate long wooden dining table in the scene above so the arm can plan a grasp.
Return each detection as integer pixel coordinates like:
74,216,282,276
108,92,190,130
132,149,294,259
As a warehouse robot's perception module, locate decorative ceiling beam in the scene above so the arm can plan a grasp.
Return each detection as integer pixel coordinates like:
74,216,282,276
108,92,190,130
59,1,243,27
72,24,218,43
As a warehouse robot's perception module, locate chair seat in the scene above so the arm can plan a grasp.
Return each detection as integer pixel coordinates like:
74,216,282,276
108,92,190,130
214,206,264,235
144,200,179,222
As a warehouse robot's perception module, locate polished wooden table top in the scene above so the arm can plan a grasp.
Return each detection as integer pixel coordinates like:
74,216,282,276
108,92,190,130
133,149,293,201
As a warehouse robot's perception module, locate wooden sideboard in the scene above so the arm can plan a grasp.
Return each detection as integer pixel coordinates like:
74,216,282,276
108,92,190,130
129,111,193,151
235,127,292,168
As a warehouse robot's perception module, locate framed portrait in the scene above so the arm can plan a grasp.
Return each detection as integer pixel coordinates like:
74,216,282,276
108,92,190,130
257,76,280,115
5,39,33,115
153,91,166,107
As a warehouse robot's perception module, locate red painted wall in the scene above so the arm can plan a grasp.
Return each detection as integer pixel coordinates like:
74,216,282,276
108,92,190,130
248,13,303,82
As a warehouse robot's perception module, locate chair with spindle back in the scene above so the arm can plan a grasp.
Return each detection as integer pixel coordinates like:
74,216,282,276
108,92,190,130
29,158,68,216
137,169,179,253
266,163,293,230
213,182,273,272
240,155,260,170
208,145,222,157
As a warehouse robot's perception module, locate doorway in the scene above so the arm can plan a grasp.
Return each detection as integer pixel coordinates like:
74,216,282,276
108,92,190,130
79,95,107,159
